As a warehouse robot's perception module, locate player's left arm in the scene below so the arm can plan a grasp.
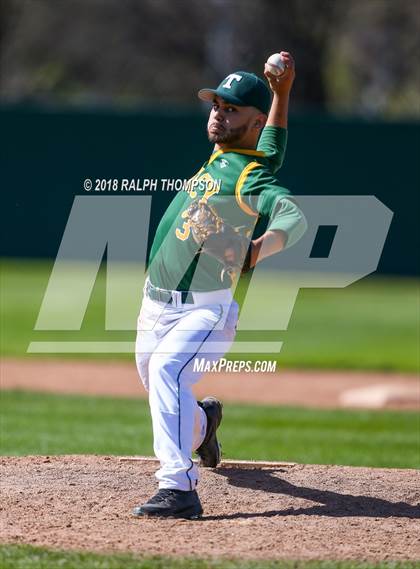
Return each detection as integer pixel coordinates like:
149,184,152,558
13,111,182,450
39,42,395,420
249,229,287,267
237,165,307,269
249,198,307,267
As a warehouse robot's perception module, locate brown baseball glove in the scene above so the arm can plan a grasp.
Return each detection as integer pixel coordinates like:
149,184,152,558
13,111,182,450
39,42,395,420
184,200,252,280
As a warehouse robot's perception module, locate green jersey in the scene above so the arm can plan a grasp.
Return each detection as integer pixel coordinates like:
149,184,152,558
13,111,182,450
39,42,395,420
148,126,306,291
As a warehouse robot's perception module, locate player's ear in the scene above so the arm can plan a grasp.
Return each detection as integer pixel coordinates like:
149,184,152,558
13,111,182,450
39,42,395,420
253,113,267,130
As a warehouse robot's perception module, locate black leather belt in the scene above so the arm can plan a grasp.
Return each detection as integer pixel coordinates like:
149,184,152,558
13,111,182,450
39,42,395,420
146,281,194,305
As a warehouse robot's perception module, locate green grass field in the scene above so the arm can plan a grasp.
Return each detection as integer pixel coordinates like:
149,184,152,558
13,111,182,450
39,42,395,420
2,391,419,468
1,545,418,569
1,259,419,371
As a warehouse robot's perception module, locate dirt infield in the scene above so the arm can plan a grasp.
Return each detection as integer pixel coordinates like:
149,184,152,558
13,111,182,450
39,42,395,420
1,456,419,562
1,358,419,409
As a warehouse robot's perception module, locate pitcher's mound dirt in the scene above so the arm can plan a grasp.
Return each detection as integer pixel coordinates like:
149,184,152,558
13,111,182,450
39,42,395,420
1,456,419,562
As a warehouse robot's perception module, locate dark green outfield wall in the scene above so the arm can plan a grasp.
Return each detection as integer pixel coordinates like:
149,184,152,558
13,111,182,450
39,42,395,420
1,104,419,275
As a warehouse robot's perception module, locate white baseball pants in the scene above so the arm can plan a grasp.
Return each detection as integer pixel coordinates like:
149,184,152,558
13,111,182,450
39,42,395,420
135,284,238,491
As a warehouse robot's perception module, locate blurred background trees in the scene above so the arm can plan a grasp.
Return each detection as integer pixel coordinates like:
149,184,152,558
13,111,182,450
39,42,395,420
1,0,419,116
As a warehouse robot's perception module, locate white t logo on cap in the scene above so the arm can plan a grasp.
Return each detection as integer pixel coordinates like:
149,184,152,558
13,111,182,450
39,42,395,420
222,74,243,89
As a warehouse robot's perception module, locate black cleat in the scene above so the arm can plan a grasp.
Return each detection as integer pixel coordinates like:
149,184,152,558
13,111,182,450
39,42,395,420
132,489,203,519
196,396,223,467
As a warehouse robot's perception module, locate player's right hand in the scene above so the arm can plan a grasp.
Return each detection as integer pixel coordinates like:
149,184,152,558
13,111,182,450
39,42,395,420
264,51,295,96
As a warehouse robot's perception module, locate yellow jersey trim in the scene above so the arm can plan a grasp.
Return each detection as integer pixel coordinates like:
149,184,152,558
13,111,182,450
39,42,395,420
235,161,261,217
228,148,265,157
208,148,265,165
208,150,224,165
185,167,205,198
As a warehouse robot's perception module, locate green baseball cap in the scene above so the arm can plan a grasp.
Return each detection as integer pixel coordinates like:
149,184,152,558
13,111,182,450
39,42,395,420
198,71,271,115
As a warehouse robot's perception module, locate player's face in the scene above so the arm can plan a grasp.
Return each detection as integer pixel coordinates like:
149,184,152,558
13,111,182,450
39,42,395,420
207,96,263,146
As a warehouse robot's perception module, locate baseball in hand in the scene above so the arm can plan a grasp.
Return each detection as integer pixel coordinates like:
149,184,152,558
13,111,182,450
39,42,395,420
264,53,285,76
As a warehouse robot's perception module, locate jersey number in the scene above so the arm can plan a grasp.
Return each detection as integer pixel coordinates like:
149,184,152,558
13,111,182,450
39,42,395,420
175,172,220,241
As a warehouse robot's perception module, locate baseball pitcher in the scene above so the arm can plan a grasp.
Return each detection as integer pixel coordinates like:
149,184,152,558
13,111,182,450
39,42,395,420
134,52,307,519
